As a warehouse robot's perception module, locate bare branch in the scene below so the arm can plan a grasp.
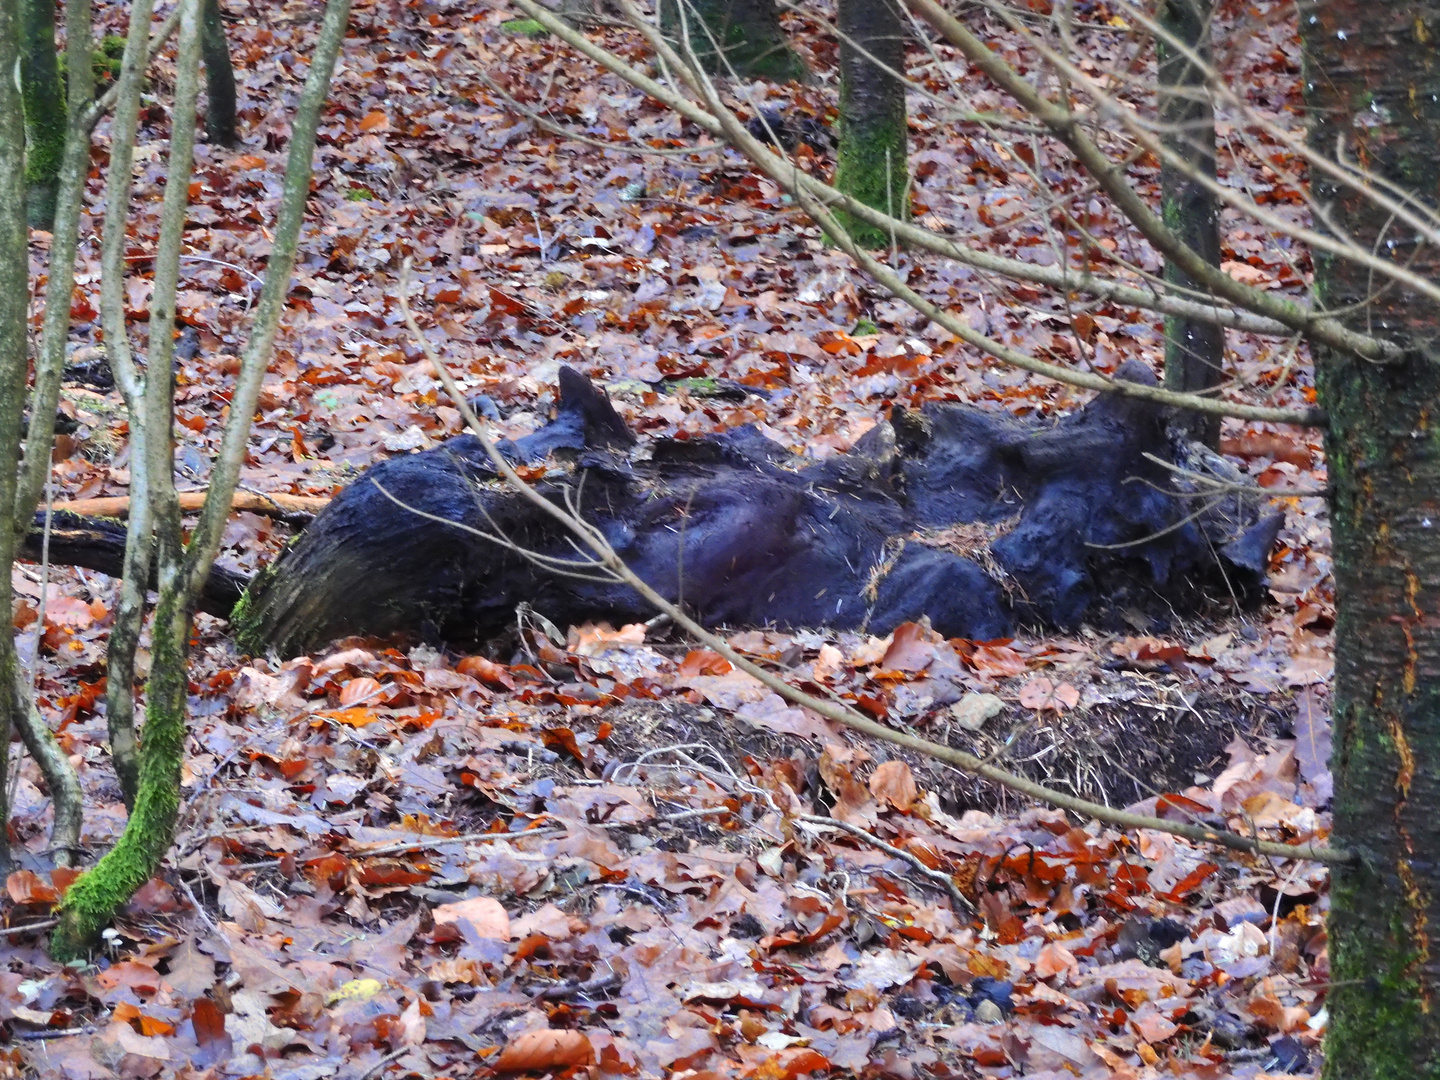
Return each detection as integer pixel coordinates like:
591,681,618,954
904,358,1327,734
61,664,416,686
184,0,353,598
509,0,1323,426
96,0,160,803
903,0,1403,364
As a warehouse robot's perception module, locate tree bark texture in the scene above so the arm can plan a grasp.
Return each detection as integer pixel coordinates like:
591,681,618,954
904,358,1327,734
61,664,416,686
1302,2,1440,1074
0,0,30,870
835,0,908,247
1158,0,1224,447
658,0,809,82
20,0,65,227
201,0,236,145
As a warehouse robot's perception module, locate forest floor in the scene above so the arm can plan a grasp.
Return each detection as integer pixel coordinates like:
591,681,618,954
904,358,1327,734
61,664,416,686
4,0,1332,1077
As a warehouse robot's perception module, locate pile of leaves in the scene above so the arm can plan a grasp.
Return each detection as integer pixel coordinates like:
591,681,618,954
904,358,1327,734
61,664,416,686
5,622,1329,1079
3,0,1335,1075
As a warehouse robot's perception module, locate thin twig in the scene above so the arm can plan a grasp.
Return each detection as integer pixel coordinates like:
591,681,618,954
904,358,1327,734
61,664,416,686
0,918,59,937
797,813,976,915
353,1047,409,1080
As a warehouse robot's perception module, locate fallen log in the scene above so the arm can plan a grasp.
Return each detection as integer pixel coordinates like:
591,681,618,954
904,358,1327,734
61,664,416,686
50,490,330,521
229,364,1281,657
18,513,250,618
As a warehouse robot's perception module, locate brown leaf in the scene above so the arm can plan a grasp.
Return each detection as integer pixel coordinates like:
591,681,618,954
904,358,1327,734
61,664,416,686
869,760,918,812
6,870,59,905
493,1029,594,1070
879,621,939,671
432,896,510,940
191,997,233,1066
970,641,1028,677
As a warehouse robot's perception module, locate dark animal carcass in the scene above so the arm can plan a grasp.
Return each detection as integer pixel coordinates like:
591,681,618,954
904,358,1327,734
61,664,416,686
232,364,1280,657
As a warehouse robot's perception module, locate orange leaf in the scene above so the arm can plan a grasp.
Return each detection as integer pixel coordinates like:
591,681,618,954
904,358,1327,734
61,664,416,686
752,1048,831,1079
493,1029,594,1071
678,649,732,676
360,109,390,132
456,655,516,688
339,676,383,706
1163,862,1218,900
970,642,1028,677
6,870,59,905
324,706,378,728
1034,941,1079,980
1018,677,1080,712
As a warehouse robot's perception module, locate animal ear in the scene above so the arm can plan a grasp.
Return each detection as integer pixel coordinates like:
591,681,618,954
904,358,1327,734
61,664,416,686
556,366,636,449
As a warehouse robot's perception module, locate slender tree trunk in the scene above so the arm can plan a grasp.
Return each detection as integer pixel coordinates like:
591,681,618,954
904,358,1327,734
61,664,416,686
20,0,65,228
0,0,30,871
659,0,809,82
1158,0,1223,447
834,0,908,248
200,0,236,146
1301,1,1440,1072
52,0,353,960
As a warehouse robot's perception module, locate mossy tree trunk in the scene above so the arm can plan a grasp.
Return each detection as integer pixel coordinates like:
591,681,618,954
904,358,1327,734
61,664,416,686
20,0,65,228
834,0,908,248
1158,0,1223,447
51,0,352,961
1301,0,1440,1072
200,0,236,146
659,0,809,82
0,0,31,871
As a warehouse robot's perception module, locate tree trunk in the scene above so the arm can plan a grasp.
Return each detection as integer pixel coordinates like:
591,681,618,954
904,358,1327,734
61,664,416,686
20,0,65,228
1157,0,1224,447
200,0,236,146
834,0,908,248
1301,1,1440,1072
0,0,30,871
658,0,809,82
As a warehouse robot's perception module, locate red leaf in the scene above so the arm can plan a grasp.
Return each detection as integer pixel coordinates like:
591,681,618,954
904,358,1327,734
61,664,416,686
191,997,234,1065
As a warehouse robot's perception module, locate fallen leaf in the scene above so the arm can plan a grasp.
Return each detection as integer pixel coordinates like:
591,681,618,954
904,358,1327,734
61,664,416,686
869,760,918,812
432,896,510,940
493,1029,594,1070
